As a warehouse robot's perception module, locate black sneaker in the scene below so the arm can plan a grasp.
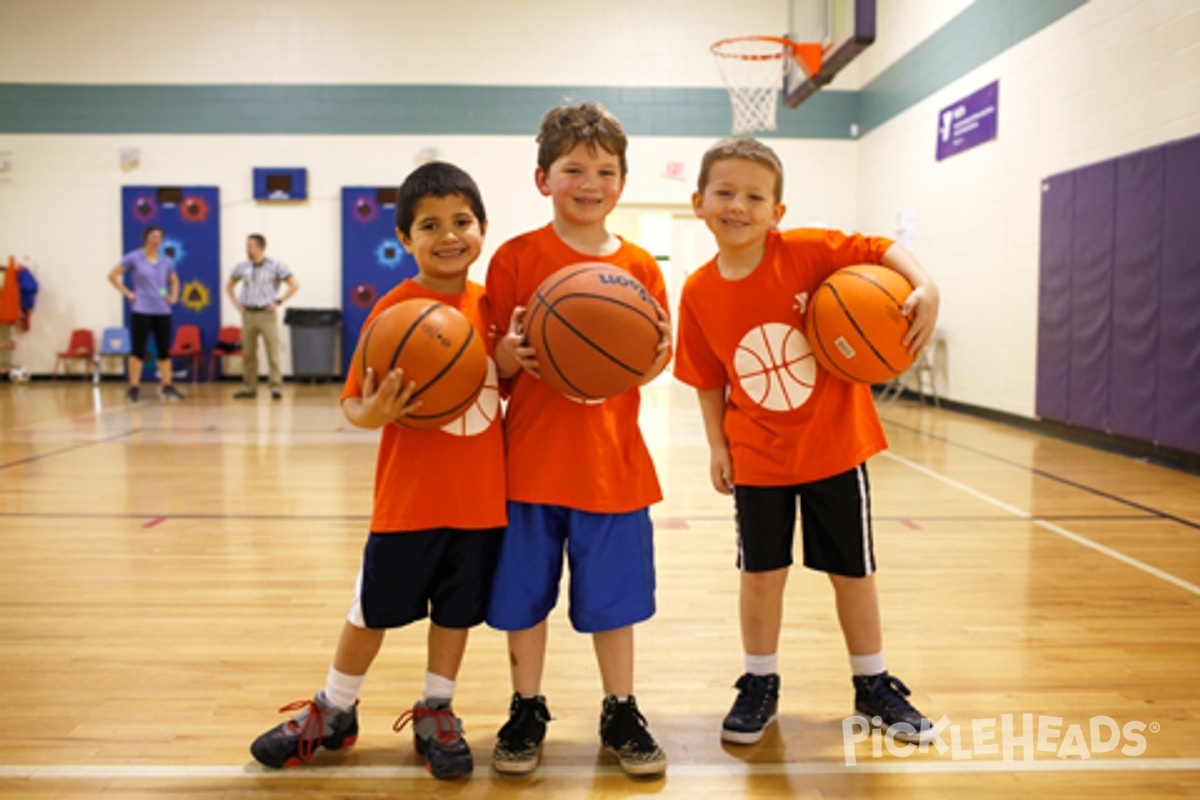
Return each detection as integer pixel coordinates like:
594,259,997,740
492,693,551,775
233,388,256,399
160,384,185,401
126,386,139,403
721,673,780,744
599,696,666,777
250,692,359,768
271,387,283,400
853,671,935,744
394,700,473,780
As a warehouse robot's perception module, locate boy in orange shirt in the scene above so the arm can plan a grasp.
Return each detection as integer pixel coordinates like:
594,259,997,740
250,162,505,779
486,101,671,777
674,137,940,746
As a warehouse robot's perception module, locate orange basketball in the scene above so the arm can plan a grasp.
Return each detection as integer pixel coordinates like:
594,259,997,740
525,263,662,401
354,298,488,429
806,265,915,384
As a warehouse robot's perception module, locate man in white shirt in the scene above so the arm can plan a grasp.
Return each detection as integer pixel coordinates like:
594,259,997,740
225,234,300,400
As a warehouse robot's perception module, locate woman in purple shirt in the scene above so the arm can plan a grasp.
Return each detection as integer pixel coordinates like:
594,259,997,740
106,225,185,402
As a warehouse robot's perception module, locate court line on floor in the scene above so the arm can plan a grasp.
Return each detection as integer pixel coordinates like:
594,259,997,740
0,429,138,471
882,451,1200,598
2,758,1198,780
880,416,1200,532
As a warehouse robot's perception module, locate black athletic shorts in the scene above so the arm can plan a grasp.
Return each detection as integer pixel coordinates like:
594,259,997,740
130,312,172,361
349,527,504,630
733,464,875,577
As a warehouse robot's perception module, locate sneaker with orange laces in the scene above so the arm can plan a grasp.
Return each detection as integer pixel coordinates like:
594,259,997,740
394,699,473,779
249,692,359,768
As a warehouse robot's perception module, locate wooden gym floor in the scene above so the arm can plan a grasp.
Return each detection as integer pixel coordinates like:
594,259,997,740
1,379,1198,798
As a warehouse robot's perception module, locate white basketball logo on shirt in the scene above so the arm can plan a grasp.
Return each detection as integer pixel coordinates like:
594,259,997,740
441,357,500,437
733,323,817,411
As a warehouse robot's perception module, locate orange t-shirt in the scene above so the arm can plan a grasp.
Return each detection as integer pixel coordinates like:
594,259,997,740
487,224,666,513
674,228,895,486
341,279,505,532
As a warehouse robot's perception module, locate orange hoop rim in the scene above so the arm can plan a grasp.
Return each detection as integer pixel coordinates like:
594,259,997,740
710,35,823,78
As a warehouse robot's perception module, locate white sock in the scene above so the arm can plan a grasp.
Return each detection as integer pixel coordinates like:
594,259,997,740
324,666,366,711
850,652,887,677
422,671,457,705
744,652,779,676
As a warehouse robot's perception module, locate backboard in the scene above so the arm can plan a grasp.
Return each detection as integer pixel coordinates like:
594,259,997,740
783,0,876,108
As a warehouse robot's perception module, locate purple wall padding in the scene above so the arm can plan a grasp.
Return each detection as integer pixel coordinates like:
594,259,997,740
1038,132,1200,456
1110,147,1163,442
1068,162,1115,430
1158,136,1200,454
1036,172,1073,424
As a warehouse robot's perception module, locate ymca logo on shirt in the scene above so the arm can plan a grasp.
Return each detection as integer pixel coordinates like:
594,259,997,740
732,323,817,412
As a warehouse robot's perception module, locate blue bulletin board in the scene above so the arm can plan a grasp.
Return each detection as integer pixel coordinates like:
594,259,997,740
121,186,220,381
341,187,417,375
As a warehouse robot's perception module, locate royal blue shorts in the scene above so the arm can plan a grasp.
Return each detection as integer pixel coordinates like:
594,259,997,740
486,502,656,634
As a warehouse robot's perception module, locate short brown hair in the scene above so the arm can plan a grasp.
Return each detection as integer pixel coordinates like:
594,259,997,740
536,102,628,176
696,137,784,203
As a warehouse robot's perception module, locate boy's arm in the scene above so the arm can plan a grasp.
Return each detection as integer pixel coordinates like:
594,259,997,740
640,298,672,385
341,367,420,429
697,387,733,495
494,306,539,380
881,243,940,355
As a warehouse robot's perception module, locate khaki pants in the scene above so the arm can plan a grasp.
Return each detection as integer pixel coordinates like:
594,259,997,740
241,309,282,389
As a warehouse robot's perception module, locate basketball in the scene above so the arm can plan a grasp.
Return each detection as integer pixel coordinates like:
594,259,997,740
524,263,662,401
806,264,915,384
353,298,488,429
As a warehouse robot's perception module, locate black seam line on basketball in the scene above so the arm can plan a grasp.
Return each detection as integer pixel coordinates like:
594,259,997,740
542,264,617,296
409,324,476,402
826,282,902,378
810,289,860,384
542,295,653,376
843,268,906,307
534,289,590,398
401,370,488,425
359,316,376,381
551,291,660,328
389,302,445,374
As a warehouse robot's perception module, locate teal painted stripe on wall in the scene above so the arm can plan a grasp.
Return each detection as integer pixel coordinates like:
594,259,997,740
858,0,1088,135
0,83,857,139
0,4,1088,140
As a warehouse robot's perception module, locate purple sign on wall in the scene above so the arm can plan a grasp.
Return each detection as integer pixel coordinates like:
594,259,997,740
936,80,998,161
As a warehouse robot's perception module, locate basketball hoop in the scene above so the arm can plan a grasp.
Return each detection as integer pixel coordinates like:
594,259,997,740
710,36,823,134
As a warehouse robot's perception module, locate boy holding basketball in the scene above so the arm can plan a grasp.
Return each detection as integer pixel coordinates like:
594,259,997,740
673,137,940,746
485,101,671,777
250,161,504,779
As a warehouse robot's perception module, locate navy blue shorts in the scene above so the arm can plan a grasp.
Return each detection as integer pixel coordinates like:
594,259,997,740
348,527,503,630
487,502,656,634
733,464,875,577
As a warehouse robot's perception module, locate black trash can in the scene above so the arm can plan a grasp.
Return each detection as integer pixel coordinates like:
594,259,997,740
284,308,342,382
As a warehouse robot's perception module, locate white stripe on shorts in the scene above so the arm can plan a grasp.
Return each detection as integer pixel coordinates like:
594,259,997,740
855,465,874,576
346,568,366,628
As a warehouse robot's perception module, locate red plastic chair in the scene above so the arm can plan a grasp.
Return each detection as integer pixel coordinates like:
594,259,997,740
207,325,244,381
52,328,95,380
168,324,204,383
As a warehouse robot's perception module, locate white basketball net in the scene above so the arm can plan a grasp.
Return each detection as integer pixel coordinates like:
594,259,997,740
711,38,788,134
